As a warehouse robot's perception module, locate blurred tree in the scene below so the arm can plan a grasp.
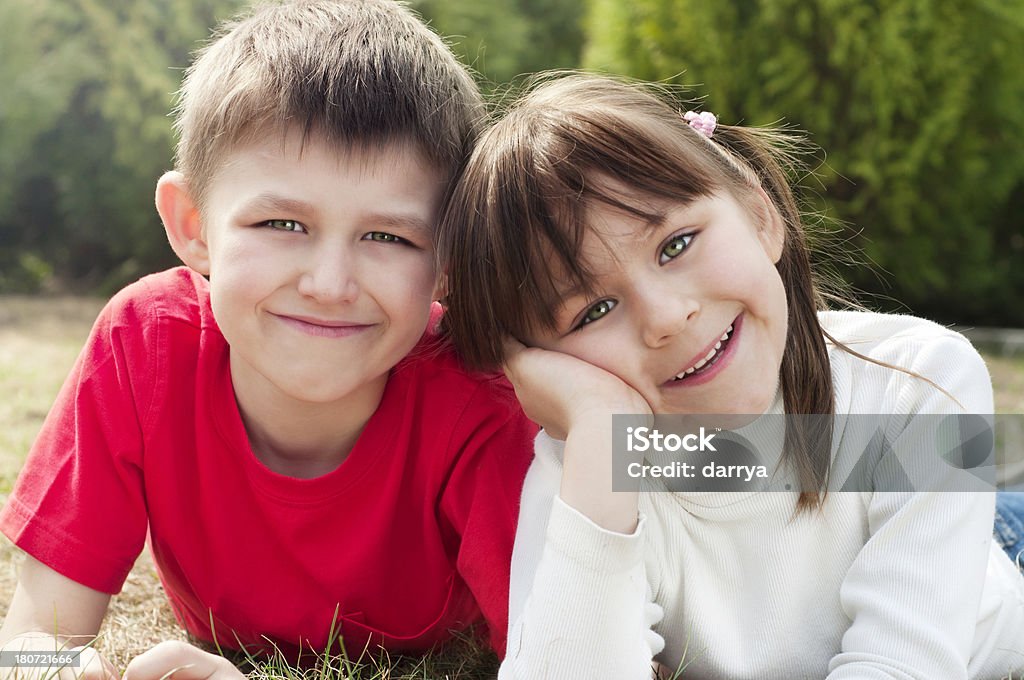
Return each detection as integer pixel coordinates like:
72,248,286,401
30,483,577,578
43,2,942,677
4,0,1020,327
583,0,1024,325
0,0,244,293
413,0,584,87
0,0,585,294
0,0,87,290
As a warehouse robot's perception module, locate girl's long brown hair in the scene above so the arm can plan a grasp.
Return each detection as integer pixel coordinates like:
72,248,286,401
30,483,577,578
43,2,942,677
439,73,835,512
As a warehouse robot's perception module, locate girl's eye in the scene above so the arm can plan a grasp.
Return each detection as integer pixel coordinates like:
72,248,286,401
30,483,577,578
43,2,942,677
363,231,410,245
263,219,305,233
575,299,617,330
659,233,694,264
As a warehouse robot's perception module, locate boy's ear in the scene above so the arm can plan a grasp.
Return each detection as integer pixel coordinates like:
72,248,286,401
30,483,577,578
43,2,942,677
754,186,785,264
156,171,210,275
431,270,449,302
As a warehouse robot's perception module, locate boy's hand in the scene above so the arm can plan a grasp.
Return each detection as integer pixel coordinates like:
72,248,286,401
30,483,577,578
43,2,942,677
124,642,244,680
502,337,651,441
0,633,117,680
0,557,115,680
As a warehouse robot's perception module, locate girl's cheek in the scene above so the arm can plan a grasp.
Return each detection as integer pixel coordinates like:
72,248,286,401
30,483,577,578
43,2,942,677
569,327,631,375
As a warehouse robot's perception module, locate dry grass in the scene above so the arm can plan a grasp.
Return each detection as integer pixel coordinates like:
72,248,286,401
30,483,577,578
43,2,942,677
0,297,107,495
989,353,1024,414
1,294,1022,677
0,295,191,669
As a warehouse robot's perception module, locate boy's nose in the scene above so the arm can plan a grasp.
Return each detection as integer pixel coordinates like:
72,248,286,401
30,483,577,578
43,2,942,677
636,286,699,348
297,249,360,303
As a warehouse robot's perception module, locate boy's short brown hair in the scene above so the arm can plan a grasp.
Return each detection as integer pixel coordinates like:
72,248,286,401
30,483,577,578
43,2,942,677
174,0,483,209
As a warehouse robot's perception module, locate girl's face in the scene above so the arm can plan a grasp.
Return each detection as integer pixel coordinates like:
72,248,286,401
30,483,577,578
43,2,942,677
526,181,789,415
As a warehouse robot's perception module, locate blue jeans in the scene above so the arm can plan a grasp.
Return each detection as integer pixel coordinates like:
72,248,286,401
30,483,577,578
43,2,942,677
995,492,1024,568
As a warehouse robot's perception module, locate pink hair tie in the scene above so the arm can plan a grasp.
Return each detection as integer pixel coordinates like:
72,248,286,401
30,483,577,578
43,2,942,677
683,110,717,138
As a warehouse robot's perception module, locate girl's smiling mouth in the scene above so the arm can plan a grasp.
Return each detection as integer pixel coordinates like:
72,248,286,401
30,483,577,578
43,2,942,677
666,314,743,387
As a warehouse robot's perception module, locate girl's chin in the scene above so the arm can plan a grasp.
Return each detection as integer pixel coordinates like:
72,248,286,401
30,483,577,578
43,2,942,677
657,386,779,416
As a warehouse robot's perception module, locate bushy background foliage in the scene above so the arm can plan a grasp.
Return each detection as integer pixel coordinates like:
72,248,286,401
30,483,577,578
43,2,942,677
0,0,245,292
582,0,1024,324
1,0,1021,326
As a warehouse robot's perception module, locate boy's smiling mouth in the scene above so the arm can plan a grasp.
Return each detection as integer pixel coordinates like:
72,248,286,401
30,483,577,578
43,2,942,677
666,314,742,386
273,312,375,338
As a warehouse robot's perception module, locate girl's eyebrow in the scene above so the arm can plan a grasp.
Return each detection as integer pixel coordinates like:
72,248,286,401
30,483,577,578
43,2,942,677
593,199,666,230
555,281,586,301
641,211,668,228
635,194,707,228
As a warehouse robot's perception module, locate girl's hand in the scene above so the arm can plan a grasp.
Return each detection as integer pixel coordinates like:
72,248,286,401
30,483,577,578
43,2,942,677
502,337,651,441
503,338,650,533
123,642,244,680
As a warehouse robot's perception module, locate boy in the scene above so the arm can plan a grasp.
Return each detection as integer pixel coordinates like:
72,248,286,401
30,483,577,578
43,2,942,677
0,0,535,677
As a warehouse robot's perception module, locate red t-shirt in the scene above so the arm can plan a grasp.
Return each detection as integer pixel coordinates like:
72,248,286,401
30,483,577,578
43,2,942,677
0,268,536,657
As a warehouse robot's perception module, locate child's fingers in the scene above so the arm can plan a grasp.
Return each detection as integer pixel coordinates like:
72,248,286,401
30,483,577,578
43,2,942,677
0,635,117,680
123,642,243,680
71,647,119,680
501,336,530,385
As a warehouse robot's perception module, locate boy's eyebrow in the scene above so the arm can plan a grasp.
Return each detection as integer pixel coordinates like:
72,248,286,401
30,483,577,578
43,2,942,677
243,193,433,236
367,214,433,238
246,193,319,217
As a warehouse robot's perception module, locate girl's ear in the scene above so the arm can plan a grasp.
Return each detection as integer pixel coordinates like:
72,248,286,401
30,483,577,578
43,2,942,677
156,171,210,275
754,186,785,264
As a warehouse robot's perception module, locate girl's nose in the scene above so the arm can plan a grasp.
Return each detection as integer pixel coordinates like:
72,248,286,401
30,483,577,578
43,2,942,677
636,286,699,348
297,248,360,303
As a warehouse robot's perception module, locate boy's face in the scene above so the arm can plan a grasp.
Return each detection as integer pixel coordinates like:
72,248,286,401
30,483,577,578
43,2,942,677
198,128,446,406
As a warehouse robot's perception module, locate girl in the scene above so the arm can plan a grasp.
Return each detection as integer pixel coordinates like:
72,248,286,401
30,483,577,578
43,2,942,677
439,74,1024,679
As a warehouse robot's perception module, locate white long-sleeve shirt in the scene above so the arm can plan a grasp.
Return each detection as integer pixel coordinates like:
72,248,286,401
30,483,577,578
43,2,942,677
500,312,1024,680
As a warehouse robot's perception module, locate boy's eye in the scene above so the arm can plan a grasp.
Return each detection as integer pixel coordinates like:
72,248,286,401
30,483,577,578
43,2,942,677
574,299,617,330
659,233,694,264
263,219,305,233
363,231,410,245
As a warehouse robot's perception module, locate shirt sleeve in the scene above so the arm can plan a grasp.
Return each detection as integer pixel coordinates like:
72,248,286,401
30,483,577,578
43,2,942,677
0,288,154,593
437,378,538,657
829,333,997,679
499,434,664,680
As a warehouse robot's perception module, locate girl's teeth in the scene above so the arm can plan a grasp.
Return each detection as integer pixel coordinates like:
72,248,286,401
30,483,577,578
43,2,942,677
673,324,735,381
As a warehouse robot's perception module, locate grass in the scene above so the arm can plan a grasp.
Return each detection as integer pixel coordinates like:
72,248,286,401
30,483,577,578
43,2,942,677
1,294,1023,678
988,352,1024,414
